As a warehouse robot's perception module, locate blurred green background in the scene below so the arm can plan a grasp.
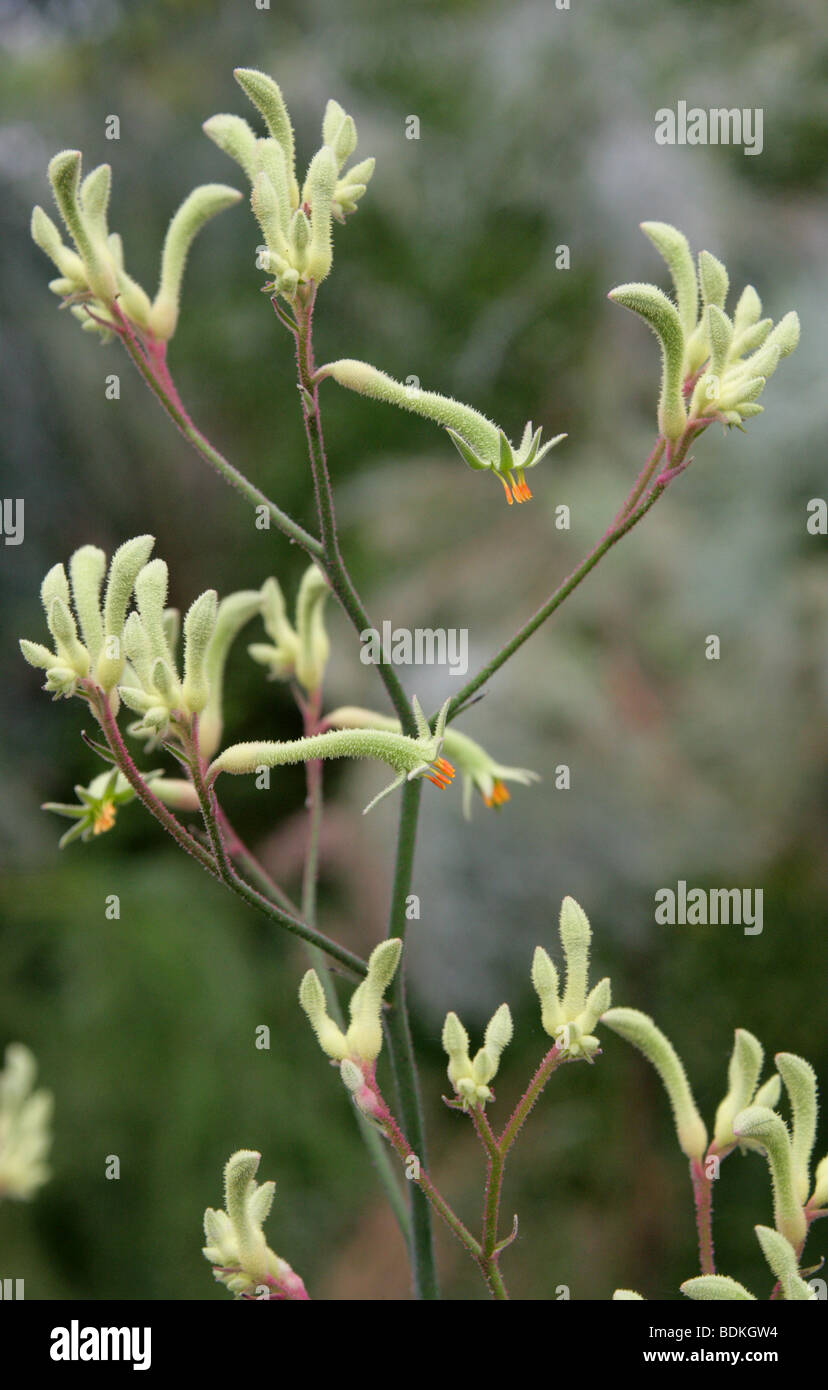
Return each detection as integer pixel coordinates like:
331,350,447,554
1,0,826,1300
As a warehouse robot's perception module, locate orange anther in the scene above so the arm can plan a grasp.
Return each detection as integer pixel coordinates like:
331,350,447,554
93,801,116,834
498,474,514,504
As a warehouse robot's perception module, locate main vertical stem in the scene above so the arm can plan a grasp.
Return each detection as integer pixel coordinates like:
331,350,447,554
384,777,439,1299
290,291,437,1297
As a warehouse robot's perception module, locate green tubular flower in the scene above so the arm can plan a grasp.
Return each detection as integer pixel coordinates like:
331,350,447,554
210,696,455,814
754,1226,815,1301
775,1053,818,1206
609,221,799,438
119,559,218,740
530,896,612,1063
203,70,374,301
680,1275,756,1302
20,535,154,701
42,768,155,848
247,566,331,695
31,152,240,342
318,359,565,504
0,1044,53,1201
713,1027,767,1152
203,1151,308,1300
442,1004,513,1111
299,939,402,1064
602,1007,707,1160
324,706,539,816
681,1226,816,1302
732,1105,806,1248
197,589,262,760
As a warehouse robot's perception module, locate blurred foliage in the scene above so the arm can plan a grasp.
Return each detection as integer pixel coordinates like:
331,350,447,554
0,0,826,1299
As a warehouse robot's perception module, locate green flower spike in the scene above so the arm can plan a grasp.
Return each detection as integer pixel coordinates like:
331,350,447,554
118,559,218,740
202,1150,308,1300
209,696,455,814
732,1105,807,1248
612,1289,645,1300
602,1008,707,1161
531,896,611,1063
203,70,374,301
299,938,402,1066
20,535,154,702
0,1044,53,1201
247,565,331,695
442,1004,513,1111
42,768,155,848
775,1053,818,1206
610,222,799,440
32,152,240,342
318,359,565,505
324,706,539,817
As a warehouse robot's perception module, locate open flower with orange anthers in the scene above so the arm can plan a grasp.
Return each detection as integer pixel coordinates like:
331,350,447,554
324,707,539,818
317,359,565,505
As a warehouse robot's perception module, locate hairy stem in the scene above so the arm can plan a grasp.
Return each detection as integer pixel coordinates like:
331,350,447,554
442,427,701,723
289,292,414,734
691,1158,716,1276
290,291,436,1297
111,306,322,558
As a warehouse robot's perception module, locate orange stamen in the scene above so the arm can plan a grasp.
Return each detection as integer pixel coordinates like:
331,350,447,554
483,779,511,808
424,757,455,790
498,473,514,504
93,801,116,835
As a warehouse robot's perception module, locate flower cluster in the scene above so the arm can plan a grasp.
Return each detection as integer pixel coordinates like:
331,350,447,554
203,1150,308,1299
31,153,240,342
442,1005,513,1111
0,1044,53,1201
531,896,612,1062
609,221,799,442
204,69,374,301
20,535,155,700
247,565,331,695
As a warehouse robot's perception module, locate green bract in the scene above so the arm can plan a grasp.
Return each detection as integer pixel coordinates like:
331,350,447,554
203,70,375,301
31,152,240,342
609,221,800,441
318,358,565,504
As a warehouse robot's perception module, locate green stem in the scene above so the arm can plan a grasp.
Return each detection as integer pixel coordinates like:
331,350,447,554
290,292,414,735
471,1108,510,1299
383,777,439,1298
300,695,411,1243
289,292,436,1296
180,717,367,976
112,306,322,558
442,428,700,724
692,1156,716,1276
498,1045,565,1155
